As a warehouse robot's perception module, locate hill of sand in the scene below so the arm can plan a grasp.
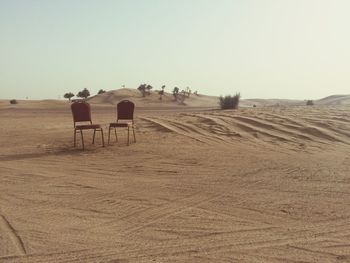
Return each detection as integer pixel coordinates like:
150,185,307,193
87,88,219,108
0,96,350,262
316,95,350,105
87,88,350,108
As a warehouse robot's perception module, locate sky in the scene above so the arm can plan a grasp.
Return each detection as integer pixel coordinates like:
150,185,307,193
0,0,349,100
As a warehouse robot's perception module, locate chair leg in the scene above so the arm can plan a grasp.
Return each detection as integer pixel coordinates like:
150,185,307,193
80,130,85,150
92,129,96,144
132,126,136,143
108,126,111,145
115,128,118,142
127,126,130,146
74,129,77,147
101,128,105,147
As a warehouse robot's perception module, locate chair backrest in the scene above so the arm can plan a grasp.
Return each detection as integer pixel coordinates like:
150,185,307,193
117,100,135,121
71,101,92,126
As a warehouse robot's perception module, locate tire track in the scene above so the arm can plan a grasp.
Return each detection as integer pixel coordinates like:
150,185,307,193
87,191,225,235
141,109,350,149
0,214,26,256
140,117,214,144
0,229,335,263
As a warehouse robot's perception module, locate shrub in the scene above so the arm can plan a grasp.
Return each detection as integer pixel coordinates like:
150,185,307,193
77,88,90,99
98,89,106,94
219,93,241,109
10,99,18,104
306,100,314,106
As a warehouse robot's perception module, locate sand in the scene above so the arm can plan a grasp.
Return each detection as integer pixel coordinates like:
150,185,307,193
1,90,350,262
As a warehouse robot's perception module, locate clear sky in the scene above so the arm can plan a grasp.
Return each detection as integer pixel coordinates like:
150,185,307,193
0,0,349,100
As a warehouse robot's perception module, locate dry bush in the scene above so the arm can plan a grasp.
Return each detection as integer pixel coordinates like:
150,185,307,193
306,100,314,106
219,93,240,109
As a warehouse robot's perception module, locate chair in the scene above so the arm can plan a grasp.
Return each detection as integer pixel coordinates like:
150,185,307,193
108,100,136,145
71,101,105,150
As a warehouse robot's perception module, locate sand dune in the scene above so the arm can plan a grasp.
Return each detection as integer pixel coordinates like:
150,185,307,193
316,94,350,105
0,98,350,262
87,88,219,108
87,88,350,108
4,90,350,110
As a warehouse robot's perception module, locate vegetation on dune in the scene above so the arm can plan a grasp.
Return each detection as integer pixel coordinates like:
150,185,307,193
172,87,193,104
172,87,179,99
9,99,18,104
158,85,165,100
74,85,200,105
77,88,90,99
63,92,74,101
183,87,192,98
138,84,153,97
306,100,314,106
219,93,241,109
176,92,187,104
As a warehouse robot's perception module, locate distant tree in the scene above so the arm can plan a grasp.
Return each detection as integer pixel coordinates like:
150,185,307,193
138,84,147,97
306,100,314,106
177,91,187,104
219,93,241,109
9,99,18,104
159,85,165,100
138,84,152,97
185,87,191,97
63,92,74,101
173,87,179,100
98,89,106,95
146,85,153,96
76,88,90,99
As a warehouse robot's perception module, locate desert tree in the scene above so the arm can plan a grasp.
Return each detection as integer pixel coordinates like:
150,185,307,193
63,92,74,101
9,99,18,104
76,88,90,99
138,84,153,97
146,84,153,95
137,84,146,97
172,87,179,100
219,93,241,109
185,87,191,97
159,85,165,100
177,91,187,104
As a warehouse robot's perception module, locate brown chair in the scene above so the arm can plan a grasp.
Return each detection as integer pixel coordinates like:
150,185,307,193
108,100,136,145
71,101,105,150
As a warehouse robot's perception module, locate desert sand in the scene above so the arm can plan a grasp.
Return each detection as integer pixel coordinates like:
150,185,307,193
1,89,350,262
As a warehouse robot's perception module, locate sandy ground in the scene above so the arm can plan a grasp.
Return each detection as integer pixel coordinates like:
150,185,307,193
1,97,350,262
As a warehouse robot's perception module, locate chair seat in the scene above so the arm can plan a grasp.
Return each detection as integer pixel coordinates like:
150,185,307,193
109,122,131,127
75,124,101,130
